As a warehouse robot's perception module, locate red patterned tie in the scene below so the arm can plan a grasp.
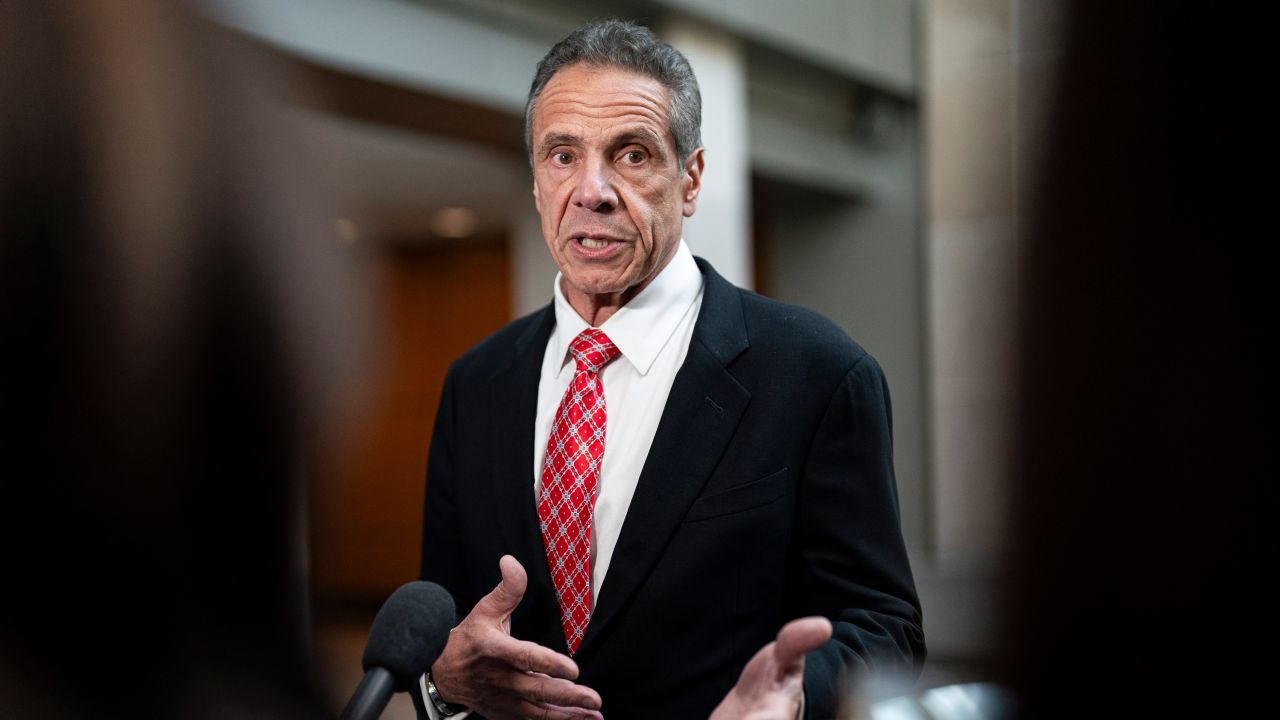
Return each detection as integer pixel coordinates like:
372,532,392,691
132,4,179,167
538,328,620,654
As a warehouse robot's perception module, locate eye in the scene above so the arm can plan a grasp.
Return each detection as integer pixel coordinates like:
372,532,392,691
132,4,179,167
622,149,647,165
551,151,574,166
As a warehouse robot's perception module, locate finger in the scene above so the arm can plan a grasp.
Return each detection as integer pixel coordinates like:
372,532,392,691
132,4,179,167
490,634,581,680
515,698,605,720
774,616,833,667
474,554,528,619
741,694,798,720
513,671,603,711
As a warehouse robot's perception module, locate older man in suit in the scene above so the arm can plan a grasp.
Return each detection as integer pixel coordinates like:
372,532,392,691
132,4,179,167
417,20,924,720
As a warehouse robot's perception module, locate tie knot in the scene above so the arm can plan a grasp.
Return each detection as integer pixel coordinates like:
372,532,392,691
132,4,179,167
569,328,620,374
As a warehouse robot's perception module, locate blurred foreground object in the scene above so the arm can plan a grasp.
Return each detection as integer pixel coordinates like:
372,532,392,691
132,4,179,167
0,0,368,717
1003,2,1271,718
870,682,1013,720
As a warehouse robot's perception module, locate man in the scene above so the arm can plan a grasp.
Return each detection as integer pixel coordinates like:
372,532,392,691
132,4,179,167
417,20,924,720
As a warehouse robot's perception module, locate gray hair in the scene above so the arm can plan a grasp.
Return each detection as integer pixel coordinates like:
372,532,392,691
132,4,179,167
525,19,702,165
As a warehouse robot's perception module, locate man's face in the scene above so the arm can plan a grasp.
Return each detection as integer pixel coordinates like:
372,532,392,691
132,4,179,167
530,64,703,314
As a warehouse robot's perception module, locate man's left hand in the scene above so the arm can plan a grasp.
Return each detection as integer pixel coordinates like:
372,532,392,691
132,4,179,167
709,617,833,720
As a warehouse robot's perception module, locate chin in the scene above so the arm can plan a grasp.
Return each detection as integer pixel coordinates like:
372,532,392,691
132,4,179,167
565,273,632,297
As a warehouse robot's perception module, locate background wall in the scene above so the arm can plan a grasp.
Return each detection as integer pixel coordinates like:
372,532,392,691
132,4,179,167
917,0,1066,684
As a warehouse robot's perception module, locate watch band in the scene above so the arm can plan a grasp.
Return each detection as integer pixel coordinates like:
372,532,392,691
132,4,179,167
425,671,467,718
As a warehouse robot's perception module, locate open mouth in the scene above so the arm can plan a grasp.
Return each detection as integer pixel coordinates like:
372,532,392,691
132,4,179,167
572,234,621,250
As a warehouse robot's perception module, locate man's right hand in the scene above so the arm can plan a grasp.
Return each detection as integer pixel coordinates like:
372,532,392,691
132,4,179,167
430,555,604,720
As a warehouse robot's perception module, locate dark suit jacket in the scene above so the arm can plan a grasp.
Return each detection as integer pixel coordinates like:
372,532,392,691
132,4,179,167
420,258,924,719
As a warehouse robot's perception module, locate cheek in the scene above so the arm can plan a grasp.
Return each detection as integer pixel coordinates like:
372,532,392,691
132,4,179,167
644,199,677,243
539,185,569,228
632,186,674,233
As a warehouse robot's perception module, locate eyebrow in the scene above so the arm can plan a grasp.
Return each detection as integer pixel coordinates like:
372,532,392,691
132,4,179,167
615,128,665,150
537,133,581,156
536,128,669,157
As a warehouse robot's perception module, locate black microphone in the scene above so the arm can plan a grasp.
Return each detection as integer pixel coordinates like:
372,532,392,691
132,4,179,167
340,580,456,720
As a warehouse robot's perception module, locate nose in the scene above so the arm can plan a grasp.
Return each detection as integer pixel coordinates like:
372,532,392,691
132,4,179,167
570,157,618,211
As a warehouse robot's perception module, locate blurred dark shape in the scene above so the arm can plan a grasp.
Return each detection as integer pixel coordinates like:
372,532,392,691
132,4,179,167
1005,2,1272,717
0,0,364,717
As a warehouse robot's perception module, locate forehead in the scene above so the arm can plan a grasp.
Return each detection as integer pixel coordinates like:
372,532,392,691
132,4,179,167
533,64,672,142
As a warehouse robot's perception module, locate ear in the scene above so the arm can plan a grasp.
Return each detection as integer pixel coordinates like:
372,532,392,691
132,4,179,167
681,147,705,218
532,177,543,215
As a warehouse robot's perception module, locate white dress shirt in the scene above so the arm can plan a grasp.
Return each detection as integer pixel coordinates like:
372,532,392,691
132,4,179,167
534,239,704,605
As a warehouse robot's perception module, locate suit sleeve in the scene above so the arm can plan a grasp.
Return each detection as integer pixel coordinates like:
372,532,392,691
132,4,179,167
420,364,471,615
798,354,926,718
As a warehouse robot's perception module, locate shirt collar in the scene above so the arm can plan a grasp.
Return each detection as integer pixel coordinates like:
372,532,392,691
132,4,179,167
551,239,703,376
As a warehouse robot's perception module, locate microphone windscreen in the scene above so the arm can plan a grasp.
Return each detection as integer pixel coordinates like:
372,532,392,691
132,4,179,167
361,580,456,690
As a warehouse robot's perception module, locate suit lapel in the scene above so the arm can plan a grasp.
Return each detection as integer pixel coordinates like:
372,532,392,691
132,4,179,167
578,259,751,655
488,306,560,632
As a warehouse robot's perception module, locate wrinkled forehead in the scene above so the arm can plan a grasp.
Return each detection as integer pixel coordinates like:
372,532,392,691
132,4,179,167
533,63,674,144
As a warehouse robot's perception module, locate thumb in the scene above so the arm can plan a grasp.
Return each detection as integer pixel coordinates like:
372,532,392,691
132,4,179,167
474,554,528,620
774,616,833,668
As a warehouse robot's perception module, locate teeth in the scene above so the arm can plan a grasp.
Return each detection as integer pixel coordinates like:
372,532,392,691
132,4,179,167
580,237,609,249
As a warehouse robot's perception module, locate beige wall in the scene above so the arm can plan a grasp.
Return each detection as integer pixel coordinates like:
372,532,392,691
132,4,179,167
927,0,1067,566
919,0,1067,674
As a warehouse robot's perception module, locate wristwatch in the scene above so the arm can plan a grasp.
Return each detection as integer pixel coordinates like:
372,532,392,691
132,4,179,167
425,671,467,718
